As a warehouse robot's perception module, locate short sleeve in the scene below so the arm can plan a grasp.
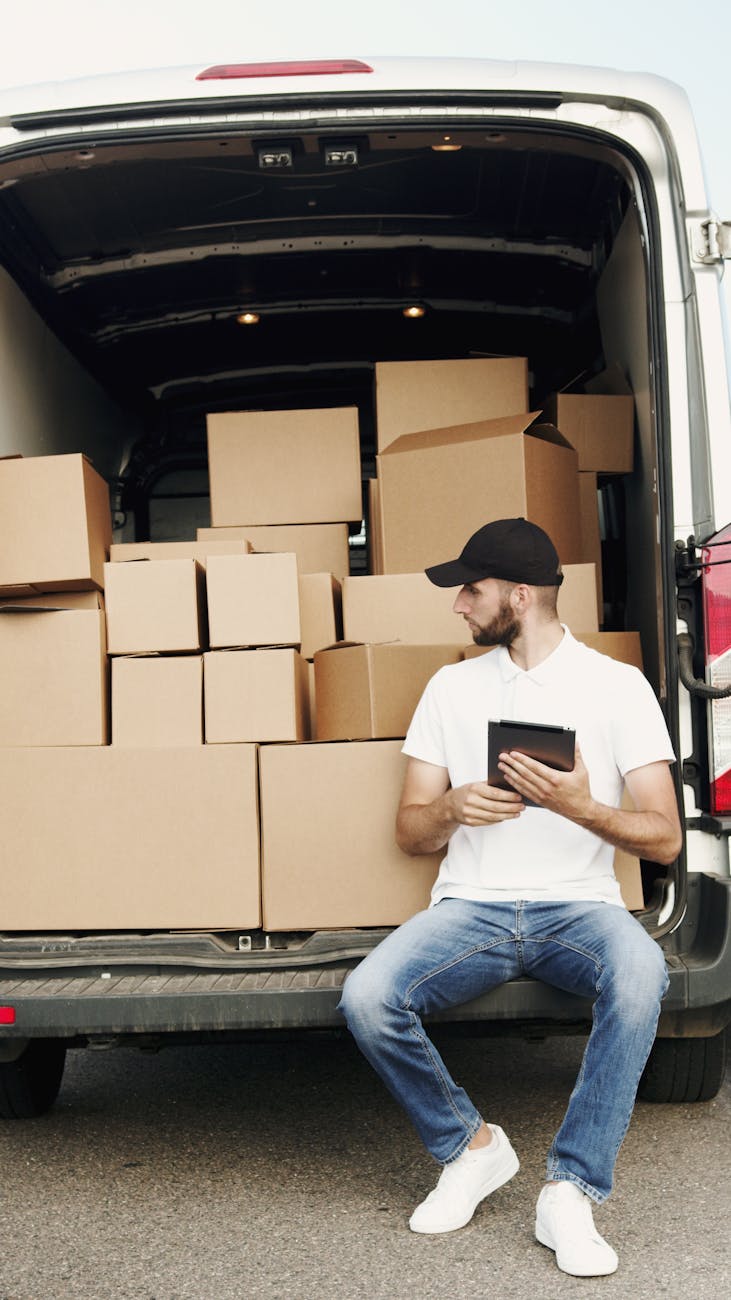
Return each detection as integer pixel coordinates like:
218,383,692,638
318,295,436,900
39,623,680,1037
402,672,448,769
610,666,676,775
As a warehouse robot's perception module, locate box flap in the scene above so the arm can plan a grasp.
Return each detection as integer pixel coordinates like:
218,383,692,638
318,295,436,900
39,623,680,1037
0,590,103,612
379,411,576,457
584,363,633,398
556,362,633,399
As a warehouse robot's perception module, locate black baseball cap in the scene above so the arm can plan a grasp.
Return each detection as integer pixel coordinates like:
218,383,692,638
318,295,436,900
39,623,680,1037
425,518,564,588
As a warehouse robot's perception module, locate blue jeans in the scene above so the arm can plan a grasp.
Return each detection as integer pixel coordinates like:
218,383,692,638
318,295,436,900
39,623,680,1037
338,899,669,1203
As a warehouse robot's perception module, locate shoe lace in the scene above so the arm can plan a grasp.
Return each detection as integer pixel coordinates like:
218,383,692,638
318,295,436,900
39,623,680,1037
549,1188,602,1241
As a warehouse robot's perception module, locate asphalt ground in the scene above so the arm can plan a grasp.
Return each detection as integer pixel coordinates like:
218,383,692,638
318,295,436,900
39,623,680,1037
0,1031,729,1300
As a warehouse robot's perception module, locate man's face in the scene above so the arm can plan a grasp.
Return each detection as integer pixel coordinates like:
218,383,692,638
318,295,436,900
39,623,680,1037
452,577,520,646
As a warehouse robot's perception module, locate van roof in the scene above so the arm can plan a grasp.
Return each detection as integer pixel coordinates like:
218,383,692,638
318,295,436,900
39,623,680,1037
0,55,692,123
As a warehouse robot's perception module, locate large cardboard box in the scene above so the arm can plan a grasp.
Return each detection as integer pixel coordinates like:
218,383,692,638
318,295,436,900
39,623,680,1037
112,655,203,747
343,574,472,646
367,478,384,574
574,631,643,669
197,523,350,579
0,745,261,929
557,563,599,633
374,357,529,451
110,539,251,567
0,453,111,594
544,388,634,473
299,573,342,660
206,553,300,649
314,643,463,740
104,559,206,655
204,648,309,743
342,566,596,646
376,414,582,573
0,593,107,745
207,408,362,526
260,741,440,929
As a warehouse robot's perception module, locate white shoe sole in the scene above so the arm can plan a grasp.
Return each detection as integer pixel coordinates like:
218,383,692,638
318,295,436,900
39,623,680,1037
409,1148,520,1234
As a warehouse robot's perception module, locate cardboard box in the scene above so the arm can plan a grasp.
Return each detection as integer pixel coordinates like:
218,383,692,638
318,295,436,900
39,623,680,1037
112,655,203,747
343,574,472,646
0,453,111,593
197,524,350,579
578,472,603,619
306,660,317,738
574,631,644,669
110,539,251,567
345,564,596,649
314,642,463,740
204,648,308,743
374,357,529,451
104,559,206,655
376,413,582,574
299,573,342,660
0,594,107,745
0,745,261,930
367,478,384,574
206,553,300,649
544,387,634,473
207,408,362,526
557,563,599,633
260,740,440,929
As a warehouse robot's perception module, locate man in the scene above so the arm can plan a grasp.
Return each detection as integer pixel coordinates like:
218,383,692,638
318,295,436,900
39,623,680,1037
339,517,681,1278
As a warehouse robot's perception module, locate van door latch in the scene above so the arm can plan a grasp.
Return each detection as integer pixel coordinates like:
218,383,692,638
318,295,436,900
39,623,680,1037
688,217,731,264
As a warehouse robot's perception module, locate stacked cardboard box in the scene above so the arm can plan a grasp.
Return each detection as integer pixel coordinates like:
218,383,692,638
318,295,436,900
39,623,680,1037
0,464,262,929
0,456,112,749
206,407,362,527
1,347,649,935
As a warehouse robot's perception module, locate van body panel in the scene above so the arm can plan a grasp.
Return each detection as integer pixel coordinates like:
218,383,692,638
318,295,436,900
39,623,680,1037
0,58,729,1066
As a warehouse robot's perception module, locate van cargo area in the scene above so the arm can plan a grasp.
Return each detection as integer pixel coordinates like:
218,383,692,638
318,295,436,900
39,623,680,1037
0,62,729,1113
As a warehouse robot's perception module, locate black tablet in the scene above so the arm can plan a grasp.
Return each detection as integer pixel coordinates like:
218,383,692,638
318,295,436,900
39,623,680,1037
487,718,576,791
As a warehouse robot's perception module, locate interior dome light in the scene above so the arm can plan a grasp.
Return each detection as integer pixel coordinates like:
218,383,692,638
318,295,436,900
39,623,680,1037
431,136,462,152
236,312,261,325
403,305,426,319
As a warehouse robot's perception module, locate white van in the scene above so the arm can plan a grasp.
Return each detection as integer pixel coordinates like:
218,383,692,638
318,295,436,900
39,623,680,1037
0,57,729,1116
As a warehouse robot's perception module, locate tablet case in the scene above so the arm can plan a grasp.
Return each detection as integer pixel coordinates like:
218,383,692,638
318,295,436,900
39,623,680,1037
487,718,575,791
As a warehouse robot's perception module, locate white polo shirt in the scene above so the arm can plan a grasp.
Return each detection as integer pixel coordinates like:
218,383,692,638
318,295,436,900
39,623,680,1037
402,628,677,907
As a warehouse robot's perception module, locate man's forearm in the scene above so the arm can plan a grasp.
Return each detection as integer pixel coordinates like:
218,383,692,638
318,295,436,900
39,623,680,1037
574,801,681,865
396,792,459,856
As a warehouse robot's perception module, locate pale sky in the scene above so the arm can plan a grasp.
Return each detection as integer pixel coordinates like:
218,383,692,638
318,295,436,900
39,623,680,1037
0,0,727,209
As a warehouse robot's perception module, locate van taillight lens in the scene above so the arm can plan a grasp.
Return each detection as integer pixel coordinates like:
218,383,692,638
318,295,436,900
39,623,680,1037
196,60,373,81
701,523,731,813
0,1007,16,1025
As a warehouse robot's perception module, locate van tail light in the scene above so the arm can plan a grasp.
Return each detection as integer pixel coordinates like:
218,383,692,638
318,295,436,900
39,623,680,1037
0,1007,16,1025
701,523,731,813
196,60,373,82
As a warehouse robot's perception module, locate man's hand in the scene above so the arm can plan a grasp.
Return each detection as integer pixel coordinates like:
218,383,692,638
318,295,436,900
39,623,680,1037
449,780,525,827
497,745,683,865
497,744,593,819
396,756,525,855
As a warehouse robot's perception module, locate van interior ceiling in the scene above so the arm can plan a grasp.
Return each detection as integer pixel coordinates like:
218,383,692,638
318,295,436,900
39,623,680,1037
0,121,656,652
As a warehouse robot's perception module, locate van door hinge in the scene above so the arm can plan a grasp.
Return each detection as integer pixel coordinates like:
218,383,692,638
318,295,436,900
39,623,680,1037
688,217,731,264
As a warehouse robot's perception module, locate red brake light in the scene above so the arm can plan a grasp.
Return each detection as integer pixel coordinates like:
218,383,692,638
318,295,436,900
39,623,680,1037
196,60,373,82
701,523,731,813
0,1007,16,1025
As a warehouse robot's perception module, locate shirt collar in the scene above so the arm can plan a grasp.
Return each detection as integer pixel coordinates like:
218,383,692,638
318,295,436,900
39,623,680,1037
497,626,574,685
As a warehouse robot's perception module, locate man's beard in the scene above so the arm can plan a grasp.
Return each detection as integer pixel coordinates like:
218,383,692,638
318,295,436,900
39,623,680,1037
471,597,520,647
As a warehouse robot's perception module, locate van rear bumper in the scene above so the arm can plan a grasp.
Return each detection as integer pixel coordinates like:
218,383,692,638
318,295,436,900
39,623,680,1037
0,874,729,1043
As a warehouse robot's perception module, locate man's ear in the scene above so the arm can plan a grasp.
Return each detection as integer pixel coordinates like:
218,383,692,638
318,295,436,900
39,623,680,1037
510,583,531,611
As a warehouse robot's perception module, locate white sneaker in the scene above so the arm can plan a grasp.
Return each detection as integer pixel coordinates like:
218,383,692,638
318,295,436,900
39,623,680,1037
409,1125,519,1234
535,1182,619,1276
